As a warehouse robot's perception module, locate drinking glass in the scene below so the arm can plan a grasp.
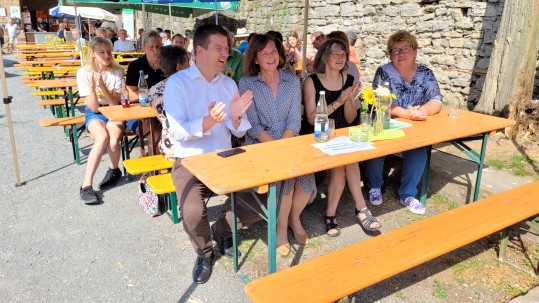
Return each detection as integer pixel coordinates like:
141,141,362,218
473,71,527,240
359,124,371,142
328,119,335,140
448,96,461,119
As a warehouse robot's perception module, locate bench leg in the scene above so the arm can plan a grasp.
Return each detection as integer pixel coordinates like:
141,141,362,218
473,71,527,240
473,133,488,202
498,216,538,277
498,228,509,261
169,191,179,224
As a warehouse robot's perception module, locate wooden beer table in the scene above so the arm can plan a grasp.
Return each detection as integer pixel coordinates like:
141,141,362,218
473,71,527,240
181,109,515,278
98,104,159,156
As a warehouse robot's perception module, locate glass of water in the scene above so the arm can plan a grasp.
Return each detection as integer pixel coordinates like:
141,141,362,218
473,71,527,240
448,96,461,119
328,119,335,140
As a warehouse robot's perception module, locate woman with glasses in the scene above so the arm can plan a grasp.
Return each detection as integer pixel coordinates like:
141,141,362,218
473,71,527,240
363,30,442,215
240,34,316,256
303,39,381,237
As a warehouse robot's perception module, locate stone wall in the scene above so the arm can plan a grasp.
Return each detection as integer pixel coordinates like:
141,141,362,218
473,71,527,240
150,0,539,106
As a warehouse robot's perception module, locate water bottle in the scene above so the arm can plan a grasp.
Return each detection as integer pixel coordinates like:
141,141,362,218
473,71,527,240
138,70,149,107
381,81,391,129
314,91,329,143
121,79,130,108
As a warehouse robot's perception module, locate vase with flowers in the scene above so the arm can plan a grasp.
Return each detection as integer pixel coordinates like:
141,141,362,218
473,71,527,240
361,83,396,136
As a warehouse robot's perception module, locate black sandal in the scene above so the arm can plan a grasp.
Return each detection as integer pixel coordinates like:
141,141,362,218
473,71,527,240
355,208,381,232
325,215,341,237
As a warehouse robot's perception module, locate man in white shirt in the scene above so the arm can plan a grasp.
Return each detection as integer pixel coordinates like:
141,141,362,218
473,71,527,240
71,30,86,58
160,31,171,46
113,29,135,52
164,24,256,284
5,18,20,48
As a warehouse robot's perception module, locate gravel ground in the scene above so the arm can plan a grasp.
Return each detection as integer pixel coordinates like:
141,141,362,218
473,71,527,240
0,53,536,303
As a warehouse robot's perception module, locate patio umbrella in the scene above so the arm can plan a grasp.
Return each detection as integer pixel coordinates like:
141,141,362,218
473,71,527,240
49,5,119,21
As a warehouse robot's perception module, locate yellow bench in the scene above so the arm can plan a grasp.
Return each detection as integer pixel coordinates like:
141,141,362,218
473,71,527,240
245,181,539,302
146,173,179,224
123,155,173,175
32,90,66,97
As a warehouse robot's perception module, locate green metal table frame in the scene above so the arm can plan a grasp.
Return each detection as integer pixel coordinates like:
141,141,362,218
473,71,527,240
420,133,489,205
231,182,284,282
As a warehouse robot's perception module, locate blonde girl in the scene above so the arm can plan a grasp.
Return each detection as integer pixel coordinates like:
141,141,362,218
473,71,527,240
77,37,125,204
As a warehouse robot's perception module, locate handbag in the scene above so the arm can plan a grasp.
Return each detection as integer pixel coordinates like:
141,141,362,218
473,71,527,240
138,173,163,217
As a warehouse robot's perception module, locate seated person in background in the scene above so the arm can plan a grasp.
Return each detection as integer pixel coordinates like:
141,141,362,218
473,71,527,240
223,27,244,84
240,34,316,256
72,30,86,59
164,24,255,284
285,31,303,77
125,30,165,139
35,17,46,32
113,29,135,52
171,33,185,48
77,37,125,204
306,31,326,73
95,27,107,39
362,30,442,215
106,28,117,44
346,31,362,77
326,31,361,82
160,32,171,46
303,39,380,236
149,45,190,160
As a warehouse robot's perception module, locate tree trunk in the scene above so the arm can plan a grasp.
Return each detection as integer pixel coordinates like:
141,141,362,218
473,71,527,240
475,1,539,138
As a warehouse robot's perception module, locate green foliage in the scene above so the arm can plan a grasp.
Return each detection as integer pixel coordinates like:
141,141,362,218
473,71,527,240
487,155,535,177
433,278,448,299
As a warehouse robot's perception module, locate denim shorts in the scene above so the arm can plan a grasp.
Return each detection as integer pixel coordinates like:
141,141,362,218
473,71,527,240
84,106,108,131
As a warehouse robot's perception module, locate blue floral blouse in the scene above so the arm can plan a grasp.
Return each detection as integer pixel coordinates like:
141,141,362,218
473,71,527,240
373,63,442,108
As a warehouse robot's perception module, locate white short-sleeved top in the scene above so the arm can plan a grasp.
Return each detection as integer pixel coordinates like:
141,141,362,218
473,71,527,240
77,67,124,105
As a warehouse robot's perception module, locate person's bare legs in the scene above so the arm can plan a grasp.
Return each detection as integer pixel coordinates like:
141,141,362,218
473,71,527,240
82,121,109,188
326,166,346,236
346,163,380,230
105,121,124,169
276,190,293,247
288,181,311,240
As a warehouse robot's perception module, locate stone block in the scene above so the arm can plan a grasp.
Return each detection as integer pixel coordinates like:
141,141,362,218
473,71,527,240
341,2,358,17
433,21,452,31
400,4,422,17
455,21,474,30
449,39,465,48
365,48,386,59
436,8,448,16
362,0,391,4
364,6,377,16
456,58,475,70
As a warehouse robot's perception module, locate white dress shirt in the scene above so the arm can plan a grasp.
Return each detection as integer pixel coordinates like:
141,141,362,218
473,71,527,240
113,38,135,52
164,64,251,158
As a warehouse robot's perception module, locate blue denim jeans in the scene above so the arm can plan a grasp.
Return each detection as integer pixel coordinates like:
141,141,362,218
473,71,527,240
363,147,428,199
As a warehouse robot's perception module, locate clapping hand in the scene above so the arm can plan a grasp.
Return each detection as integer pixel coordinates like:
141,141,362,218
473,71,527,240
208,101,227,123
229,90,253,121
341,81,360,106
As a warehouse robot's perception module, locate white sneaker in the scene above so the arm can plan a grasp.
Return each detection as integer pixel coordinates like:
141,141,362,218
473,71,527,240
400,197,425,215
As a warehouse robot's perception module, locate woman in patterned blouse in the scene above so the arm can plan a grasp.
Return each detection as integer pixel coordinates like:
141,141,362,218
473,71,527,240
363,30,443,215
240,34,316,256
304,39,381,237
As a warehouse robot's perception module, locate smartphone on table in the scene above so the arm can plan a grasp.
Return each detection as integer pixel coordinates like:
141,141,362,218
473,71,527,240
217,148,246,158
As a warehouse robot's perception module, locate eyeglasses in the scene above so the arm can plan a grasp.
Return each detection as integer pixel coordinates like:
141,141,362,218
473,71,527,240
315,35,324,41
391,45,413,55
329,53,347,59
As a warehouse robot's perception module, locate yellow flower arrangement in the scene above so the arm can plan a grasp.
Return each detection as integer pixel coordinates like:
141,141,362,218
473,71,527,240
116,55,124,63
359,84,397,135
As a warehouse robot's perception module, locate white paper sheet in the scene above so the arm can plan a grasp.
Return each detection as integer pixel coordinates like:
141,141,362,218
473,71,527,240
312,136,375,156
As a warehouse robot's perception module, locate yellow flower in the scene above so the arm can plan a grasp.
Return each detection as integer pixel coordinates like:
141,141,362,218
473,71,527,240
117,55,124,62
391,93,397,99
362,86,376,105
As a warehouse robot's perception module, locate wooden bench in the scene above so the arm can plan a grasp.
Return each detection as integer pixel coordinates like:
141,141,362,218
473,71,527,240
244,181,539,302
37,97,85,107
123,154,173,175
32,90,67,97
40,116,85,165
146,173,179,224
39,116,85,127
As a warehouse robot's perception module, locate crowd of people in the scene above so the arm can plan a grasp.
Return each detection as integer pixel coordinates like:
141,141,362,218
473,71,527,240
75,23,442,284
